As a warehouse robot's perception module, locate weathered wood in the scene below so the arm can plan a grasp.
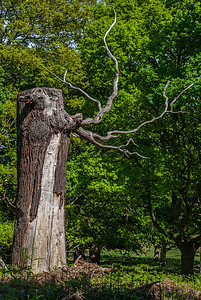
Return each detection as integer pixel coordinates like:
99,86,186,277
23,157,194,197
12,88,75,273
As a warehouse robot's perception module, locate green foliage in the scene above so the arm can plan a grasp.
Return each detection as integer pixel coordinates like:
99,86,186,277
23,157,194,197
0,220,14,255
0,67,17,225
66,143,148,252
0,0,96,108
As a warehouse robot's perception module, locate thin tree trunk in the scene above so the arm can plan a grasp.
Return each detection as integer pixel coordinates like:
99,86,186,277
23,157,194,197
89,244,100,264
160,242,166,266
153,243,160,262
12,88,73,273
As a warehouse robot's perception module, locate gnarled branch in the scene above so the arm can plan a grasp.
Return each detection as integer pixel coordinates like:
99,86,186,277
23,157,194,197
52,7,118,127
52,9,193,157
92,81,193,138
73,81,193,157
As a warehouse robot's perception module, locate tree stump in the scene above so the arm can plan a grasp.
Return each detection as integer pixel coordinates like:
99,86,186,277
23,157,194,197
12,88,78,273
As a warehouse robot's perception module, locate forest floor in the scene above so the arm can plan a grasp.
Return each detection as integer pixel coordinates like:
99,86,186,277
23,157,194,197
1,249,201,299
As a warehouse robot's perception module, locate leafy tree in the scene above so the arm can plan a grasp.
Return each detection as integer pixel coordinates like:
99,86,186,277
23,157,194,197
0,67,17,200
135,0,201,275
0,67,16,259
66,144,149,260
139,106,201,275
0,0,96,96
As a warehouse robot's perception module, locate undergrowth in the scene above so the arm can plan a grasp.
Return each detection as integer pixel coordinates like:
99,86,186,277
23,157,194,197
1,252,201,299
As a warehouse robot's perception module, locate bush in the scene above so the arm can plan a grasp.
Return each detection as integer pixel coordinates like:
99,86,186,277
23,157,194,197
0,221,14,261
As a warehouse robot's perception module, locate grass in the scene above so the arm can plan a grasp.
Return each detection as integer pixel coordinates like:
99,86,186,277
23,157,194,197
1,248,201,299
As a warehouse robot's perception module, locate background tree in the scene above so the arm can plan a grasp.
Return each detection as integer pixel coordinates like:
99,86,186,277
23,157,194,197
66,144,149,263
0,67,16,262
137,103,201,276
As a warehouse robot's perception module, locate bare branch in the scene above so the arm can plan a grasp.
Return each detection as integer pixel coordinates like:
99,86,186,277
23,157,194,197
52,7,118,126
96,82,194,137
0,186,16,214
103,7,117,61
51,71,102,111
74,82,193,157
170,83,194,110
0,259,7,270
163,80,170,109
52,9,194,157
81,8,118,126
75,127,147,158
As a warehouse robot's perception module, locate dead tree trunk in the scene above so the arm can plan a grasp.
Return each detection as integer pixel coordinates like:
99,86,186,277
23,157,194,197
12,88,80,273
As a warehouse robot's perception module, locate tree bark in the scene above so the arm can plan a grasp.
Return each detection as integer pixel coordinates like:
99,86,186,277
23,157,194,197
12,88,74,273
178,243,196,276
